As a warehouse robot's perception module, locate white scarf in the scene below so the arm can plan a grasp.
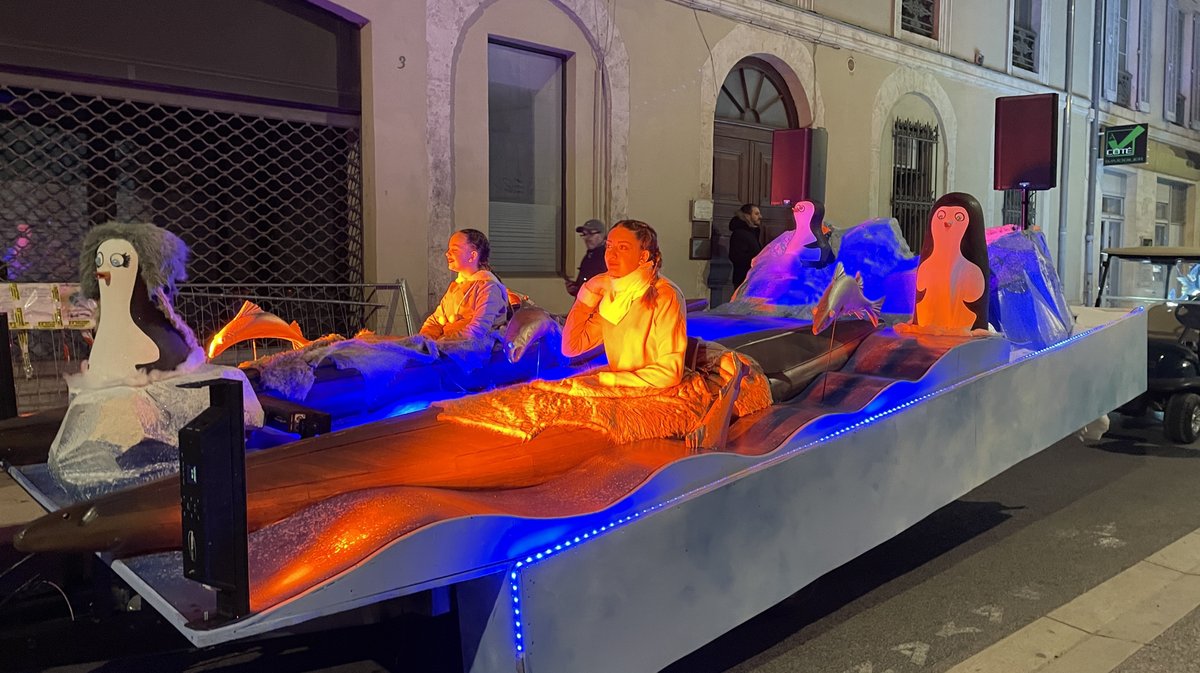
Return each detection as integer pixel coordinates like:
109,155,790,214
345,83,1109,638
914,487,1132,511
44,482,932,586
598,267,653,325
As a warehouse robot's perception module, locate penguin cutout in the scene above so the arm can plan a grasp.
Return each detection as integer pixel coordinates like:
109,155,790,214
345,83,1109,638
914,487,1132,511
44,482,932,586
911,192,989,333
79,223,201,383
783,200,835,269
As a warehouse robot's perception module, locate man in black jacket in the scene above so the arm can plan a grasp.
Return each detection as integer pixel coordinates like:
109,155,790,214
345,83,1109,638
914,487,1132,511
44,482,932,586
566,219,608,297
728,203,763,288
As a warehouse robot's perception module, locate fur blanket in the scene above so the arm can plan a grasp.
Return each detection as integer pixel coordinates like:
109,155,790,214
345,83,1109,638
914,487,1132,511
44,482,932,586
436,344,772,444
250,333,437,400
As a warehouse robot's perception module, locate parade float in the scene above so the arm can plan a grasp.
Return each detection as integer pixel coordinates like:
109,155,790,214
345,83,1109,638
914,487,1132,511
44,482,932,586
1,200,1144,673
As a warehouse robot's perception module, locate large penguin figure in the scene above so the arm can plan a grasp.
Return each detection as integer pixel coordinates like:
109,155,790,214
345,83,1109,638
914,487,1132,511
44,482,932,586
911,192,989,333
782,199,835,268
79,222,201,384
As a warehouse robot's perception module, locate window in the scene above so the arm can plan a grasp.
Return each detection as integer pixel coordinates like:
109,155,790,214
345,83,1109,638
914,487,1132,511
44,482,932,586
1156,180,1188,247
1002,190,1037,228
891,119,939,251
1192,14,1200,126
1103,0,1152,110
487,40,565,275
1012,0,1040,72
716,59,797,129
1166,2,1187,125
901,0,937,39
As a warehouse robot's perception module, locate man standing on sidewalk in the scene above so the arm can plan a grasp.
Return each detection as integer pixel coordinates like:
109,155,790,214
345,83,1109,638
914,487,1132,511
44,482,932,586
566,219,607,297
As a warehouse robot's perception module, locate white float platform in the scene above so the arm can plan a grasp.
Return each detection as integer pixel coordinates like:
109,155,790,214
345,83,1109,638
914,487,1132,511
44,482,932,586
6,309,1146,673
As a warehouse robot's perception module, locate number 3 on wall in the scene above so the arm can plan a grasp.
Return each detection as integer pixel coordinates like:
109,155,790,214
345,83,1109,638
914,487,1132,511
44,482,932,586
397,56,406,70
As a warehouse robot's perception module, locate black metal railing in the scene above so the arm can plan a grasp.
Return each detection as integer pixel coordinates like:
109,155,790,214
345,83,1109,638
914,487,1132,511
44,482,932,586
901,0,936,38
1013,24,1037,72
891,119,939,251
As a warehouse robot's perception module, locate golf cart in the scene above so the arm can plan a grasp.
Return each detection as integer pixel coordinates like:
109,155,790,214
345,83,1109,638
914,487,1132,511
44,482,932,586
1096,246,1200,443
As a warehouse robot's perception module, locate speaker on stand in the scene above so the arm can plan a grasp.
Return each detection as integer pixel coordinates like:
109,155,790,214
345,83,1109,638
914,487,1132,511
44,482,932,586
994,93,1059,230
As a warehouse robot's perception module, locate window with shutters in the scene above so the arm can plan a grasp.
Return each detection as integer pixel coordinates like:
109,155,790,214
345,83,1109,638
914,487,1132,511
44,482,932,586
487,40,566,276
1165,2,1187,125
1155,180,1188,248
1103,0,1152,111
1193,13,1200,127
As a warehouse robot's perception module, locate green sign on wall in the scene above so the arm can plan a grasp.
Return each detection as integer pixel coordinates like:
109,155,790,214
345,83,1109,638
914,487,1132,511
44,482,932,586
1102,124,1148,165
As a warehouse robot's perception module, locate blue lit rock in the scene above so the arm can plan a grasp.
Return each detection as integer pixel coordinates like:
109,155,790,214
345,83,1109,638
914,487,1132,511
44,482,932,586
717,217,916,319
987,229,1074,349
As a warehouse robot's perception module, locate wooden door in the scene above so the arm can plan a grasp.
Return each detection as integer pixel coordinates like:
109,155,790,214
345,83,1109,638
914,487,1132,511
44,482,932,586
709,121,792,303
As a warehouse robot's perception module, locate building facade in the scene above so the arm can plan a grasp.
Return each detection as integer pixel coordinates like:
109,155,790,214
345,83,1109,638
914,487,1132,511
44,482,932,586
3,0,1199,317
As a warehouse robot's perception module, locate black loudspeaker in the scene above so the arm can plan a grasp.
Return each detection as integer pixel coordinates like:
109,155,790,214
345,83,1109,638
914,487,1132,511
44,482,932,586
771,127,827,205
179,378,249,622
994,93,1059,190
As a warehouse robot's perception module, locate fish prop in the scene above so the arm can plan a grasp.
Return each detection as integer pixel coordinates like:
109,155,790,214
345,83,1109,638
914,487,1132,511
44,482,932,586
812,263,884,335
504,306,563,364
207,301,311,360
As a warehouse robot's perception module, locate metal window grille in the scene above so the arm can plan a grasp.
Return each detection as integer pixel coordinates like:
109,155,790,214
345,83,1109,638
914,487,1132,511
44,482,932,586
901,0,936,38
891,119,939,252
1002,190,1036,228
0,82,364,324
1012,23,1038,72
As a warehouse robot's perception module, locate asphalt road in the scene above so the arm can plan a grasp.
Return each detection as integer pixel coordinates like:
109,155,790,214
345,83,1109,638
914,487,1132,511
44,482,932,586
4,414,1200,673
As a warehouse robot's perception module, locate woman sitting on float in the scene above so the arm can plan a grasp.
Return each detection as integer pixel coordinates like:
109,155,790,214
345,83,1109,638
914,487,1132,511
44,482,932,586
418,228,511,372
562,219,687,388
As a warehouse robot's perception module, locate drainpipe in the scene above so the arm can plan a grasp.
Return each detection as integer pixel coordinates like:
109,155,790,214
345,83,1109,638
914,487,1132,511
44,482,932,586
1082,0,1106,305
1056,0,1076,285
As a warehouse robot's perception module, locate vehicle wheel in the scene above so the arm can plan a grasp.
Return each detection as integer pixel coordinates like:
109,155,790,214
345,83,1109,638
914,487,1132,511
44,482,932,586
1163,393,1200,444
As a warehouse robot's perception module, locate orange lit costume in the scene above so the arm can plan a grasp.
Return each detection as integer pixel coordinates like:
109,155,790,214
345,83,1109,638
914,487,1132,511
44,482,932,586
563,269,687,388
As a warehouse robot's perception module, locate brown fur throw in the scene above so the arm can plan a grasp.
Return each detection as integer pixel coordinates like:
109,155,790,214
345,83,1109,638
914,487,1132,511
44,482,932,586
436,345,772,444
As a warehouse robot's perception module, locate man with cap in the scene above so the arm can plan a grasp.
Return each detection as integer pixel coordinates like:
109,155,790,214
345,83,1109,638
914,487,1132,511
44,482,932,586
565,219,608,297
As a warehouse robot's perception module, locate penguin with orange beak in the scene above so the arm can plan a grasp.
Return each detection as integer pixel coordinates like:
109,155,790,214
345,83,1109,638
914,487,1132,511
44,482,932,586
910,192,989,333
78,222,203,383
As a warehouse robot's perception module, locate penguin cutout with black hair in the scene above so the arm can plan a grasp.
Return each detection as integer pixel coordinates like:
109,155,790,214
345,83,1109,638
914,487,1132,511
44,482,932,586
911,192,989,333
79,222,202,383
783,200,835,269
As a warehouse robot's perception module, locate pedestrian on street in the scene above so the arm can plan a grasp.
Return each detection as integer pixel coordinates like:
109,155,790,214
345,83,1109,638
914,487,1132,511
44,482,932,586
566,219,608,297
728,203,763,288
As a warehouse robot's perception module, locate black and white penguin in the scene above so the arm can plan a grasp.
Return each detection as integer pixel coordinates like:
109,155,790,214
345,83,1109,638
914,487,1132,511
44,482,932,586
911,192,989,333
80,223,199,383
783,200,835,269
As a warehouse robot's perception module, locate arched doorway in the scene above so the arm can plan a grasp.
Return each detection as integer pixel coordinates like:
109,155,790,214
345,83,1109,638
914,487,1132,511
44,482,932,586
709,57,799,305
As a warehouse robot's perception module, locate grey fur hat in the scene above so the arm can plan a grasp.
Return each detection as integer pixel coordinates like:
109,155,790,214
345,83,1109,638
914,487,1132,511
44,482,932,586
79,222,189,301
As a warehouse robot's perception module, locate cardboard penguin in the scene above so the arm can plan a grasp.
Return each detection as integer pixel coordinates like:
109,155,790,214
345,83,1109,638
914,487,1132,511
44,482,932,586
782,200,835,269
51,222,262,498
79,222,203,383
909,192,989,334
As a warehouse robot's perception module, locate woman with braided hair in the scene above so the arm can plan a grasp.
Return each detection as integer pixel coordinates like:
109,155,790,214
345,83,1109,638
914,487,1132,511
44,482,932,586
563,219,687,388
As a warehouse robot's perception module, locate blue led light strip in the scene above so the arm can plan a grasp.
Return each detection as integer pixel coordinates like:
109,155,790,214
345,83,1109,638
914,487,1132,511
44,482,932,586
506,313,1136,660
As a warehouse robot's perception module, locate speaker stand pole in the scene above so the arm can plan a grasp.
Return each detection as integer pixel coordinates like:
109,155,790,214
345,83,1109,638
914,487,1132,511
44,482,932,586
1019,183,1032,232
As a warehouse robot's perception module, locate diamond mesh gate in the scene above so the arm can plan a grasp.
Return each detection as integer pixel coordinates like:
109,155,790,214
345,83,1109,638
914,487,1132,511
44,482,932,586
0,78,366,411
0,81,363,293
